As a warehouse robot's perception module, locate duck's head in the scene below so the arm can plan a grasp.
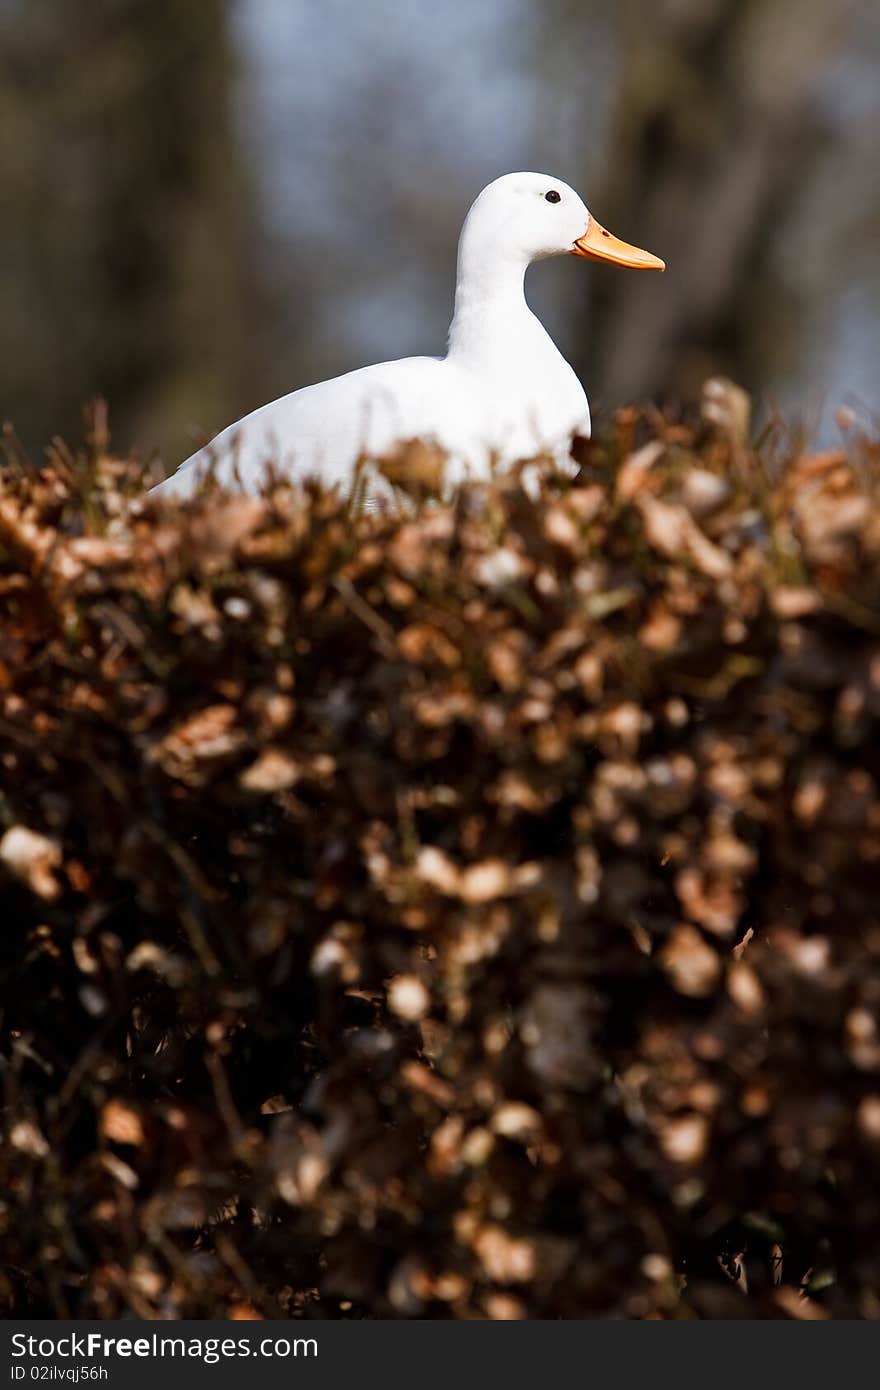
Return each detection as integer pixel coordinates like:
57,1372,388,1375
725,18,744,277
462,172,665,271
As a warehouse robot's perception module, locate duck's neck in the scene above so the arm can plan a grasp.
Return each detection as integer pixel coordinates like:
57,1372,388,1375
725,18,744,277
446,240,533,364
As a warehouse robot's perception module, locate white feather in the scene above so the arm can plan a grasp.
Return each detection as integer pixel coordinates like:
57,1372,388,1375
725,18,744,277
152,173,595,501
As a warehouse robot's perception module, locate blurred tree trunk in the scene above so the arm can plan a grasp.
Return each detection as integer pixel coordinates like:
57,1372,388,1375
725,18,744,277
554,0,855,412
0,0,278,463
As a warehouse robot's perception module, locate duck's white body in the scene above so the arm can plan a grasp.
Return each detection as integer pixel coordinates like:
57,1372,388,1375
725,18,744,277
153,173,662,501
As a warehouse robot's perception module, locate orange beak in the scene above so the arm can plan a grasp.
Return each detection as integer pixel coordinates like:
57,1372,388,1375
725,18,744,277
572,218,665,271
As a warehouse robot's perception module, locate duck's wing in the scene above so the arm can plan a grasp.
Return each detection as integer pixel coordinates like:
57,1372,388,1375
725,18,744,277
151,356,455,498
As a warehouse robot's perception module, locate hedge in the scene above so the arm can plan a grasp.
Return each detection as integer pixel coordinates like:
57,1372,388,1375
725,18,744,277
1,392,879,1318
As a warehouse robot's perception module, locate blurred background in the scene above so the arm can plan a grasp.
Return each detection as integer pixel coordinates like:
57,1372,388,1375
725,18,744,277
1,0,878,465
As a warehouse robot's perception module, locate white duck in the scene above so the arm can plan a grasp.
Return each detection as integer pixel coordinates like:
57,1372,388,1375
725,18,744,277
152,172,663,501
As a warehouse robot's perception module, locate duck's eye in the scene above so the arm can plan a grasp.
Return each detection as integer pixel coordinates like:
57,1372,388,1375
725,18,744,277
545,189,561,204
